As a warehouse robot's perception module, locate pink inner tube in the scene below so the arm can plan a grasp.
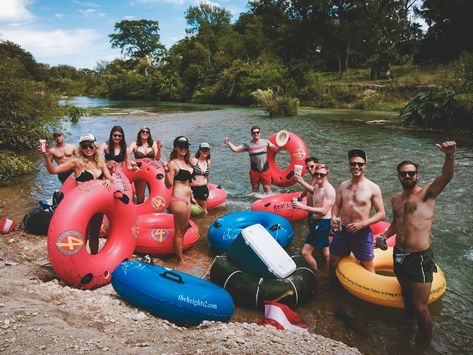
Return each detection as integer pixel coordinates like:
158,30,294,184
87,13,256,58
370,220,396,247
47,171,137,289
206,183,227,210
133,213,200,255
267,131,309,187
251,192,308,222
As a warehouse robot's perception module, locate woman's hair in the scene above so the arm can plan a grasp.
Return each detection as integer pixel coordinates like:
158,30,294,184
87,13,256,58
169,147,191,165
195,148,211,160
136,128,154,147
106,126,127,156
77,142,104,167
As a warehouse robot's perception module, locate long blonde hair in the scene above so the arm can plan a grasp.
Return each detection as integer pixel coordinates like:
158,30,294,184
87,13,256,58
75,143,104,168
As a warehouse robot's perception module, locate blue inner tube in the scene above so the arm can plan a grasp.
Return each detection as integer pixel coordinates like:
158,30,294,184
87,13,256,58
207,211,294,253
112,260,234,326
210,254,317,309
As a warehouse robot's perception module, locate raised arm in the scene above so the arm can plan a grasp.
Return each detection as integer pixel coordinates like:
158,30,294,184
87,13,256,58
44,153,77,174
426,141,456,199
223,137,245,153
164,160,176,189
154,139,162,161
295,175,315,193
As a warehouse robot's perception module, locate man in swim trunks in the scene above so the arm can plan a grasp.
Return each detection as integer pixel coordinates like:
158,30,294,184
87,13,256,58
329,148,385,274
45,131,76,183
379,140,456,345
293,160,336,271
224,126,280,193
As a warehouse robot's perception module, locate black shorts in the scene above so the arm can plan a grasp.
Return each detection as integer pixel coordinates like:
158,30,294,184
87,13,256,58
58,170,73,184
191,185,209,201
393,247,436,283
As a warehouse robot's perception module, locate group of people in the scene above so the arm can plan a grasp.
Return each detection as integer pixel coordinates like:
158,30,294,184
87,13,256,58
224,125,456,346
40,126,212,263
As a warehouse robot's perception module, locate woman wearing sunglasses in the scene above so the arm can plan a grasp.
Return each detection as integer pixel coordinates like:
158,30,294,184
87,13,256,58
42,133,113,254
190,142,212,213
164,136,194,264
127,126,163,204
101,126,129,172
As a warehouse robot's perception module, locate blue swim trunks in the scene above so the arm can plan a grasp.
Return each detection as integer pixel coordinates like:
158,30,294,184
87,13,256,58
329,227,374,261
305,218,331,251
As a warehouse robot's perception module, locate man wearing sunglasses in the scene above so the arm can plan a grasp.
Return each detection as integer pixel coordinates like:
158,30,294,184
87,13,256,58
41,131,76,184
224,125,280,193
329,148,386,275
293,159,336,271
378,140,456,346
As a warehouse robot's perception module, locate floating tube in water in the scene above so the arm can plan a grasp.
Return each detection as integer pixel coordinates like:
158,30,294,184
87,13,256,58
191,183,227,217
112,260,234,326
210,254,317,309
251,192,308,222
207,211,294,253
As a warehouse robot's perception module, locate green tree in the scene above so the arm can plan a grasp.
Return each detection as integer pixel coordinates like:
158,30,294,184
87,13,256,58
109,19,165,61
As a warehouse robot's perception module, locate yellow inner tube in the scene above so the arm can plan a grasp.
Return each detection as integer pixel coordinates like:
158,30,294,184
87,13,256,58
336,247,446,308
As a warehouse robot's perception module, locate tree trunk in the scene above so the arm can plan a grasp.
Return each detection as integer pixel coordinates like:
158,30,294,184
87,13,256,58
345,40,350,70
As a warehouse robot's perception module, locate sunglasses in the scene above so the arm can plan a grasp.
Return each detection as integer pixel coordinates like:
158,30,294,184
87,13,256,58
306,165,317,169
251,131,260,135
176,144,189,149
140,130,150,134
350,162,365,167
53,134,62,138
113,134,123,138
80,143,95,150
201,149,210,153
399,171,417,178
315,173,327,177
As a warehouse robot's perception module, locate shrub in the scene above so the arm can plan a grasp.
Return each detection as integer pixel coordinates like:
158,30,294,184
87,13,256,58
0,151,35,186
251,89,299,116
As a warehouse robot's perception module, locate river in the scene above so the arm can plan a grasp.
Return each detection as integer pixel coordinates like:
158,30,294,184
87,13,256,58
2,97,473,354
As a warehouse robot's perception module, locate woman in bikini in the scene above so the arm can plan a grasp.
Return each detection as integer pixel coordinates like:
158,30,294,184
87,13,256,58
42,134,113,255
190,142,211,213
164,136,193,264
101,126,129,172
127,126,163,204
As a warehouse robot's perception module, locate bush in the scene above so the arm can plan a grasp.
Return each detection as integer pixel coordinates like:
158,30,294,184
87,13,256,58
0,151,35,186
251,89,299,116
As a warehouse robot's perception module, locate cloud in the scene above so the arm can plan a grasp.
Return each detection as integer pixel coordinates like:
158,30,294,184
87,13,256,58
0,0,34,23
55,13,64,19
79,8,106,17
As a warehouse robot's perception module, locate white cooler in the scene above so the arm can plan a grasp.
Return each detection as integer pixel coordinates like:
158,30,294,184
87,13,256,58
228,223,296,279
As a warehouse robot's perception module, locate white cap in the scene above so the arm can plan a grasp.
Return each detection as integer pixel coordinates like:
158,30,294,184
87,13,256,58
79,133,96,144
199,142,210,149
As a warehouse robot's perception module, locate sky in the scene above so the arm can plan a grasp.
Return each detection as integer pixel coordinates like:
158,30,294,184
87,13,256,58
0,0,249,69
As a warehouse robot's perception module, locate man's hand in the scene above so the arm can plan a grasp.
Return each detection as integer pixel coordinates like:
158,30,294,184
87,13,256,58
435,140,456,156
223,137,230,145
346,221,364,233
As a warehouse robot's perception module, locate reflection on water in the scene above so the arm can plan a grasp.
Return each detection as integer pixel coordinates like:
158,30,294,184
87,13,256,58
2,99,473,354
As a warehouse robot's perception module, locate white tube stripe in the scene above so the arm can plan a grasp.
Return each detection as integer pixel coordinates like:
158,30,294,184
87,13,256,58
420,254,426,283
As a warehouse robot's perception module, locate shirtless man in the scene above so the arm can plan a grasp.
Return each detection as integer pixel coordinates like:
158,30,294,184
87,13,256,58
329,149,385,274
224,126,280,193
46,131,76,183
293,160,336,271
379,141,456,345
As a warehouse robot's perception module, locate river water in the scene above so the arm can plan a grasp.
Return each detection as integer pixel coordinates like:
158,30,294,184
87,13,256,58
2,97,473,354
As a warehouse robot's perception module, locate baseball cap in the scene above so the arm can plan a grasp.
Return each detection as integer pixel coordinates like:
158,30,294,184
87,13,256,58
173,136,190,148
53,130,63,136
199,142,210,149
79,133,96,144
348,148,367,162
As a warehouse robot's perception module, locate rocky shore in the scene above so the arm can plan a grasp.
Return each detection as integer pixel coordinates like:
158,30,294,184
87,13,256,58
0,230,360,354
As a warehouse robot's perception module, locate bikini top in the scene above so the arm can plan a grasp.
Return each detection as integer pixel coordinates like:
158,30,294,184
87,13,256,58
174,162,193,183
75,170,104,183
134,150,154,159
193,161,210,177
104,150,125,163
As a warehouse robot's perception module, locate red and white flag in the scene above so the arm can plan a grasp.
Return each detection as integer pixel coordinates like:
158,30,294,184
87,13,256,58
258,301,309,333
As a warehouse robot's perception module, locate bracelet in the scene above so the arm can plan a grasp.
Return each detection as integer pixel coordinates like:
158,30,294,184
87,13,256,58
446,153,455,159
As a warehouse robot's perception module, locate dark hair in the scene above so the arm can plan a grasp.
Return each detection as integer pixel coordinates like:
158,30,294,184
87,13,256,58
169,147,191,165
305,157,318,164
250,125,261,133
195,149,211,160
136,128,154,147
106,126,127,157
397,160,419,173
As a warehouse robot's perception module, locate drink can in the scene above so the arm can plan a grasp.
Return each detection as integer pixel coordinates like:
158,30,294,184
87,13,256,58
39,139,47,153
294,164,303,177
292,197,298,208
335,218,342,232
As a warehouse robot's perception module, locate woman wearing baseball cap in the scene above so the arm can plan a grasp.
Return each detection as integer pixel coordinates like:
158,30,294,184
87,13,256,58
164,136,194,263
190,142,212,213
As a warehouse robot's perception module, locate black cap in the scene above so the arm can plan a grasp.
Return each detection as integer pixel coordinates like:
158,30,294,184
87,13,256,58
348,148,367,162
173,136,190,148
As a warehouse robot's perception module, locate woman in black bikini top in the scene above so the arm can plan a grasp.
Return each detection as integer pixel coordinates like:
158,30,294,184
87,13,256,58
190,142,212,213
42,133,113,254
101,126,128,172
165,136,194,264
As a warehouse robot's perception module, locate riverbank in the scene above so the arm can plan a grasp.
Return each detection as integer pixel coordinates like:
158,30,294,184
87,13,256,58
0,230,360,354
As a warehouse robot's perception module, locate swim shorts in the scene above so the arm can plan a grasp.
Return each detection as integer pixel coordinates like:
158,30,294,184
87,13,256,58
58,170,73,184
329,227,374,261
249,169,271,187
191,185,209,201
305,218,331,251
393,247,436,283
